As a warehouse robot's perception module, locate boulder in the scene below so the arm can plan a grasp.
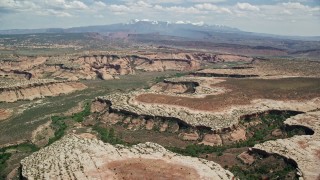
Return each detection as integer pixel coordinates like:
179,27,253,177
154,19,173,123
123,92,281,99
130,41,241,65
237,151,255,165
271,129,283,137
229,128,246,142
199,134,222,146
145,119,154,130
90,100,107,113
160,122,169,132
180,131,200,141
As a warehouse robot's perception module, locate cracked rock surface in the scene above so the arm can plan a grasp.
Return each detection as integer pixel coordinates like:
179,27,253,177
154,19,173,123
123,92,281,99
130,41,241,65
21,134,234,180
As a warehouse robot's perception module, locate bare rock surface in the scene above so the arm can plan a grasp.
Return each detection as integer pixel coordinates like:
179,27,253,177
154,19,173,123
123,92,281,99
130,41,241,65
237,151,255,165
179,131,200,141
0,52,203,82
100,88,320,131
150,82,190,94
21,134,234,180
195,68,260,77
194,65,320,79
0,80,87,102
0,52,258,82
100,113,122,125
271,129,283,137
254,111,320,180
215,54,253,62
229,127,247,142
90,100,108,113
145,120,155,130
100,75,319,131
200,134,223,146
150,77,228,97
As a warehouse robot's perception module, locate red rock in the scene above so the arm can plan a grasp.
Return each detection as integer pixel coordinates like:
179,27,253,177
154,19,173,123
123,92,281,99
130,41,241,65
199,134,222,146
237,151,255,165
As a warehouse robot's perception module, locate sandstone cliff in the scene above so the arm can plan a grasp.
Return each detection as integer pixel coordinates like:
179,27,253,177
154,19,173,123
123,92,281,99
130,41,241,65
254,111,320,180
100,75,320,131
0,80,87,102
0,52,255,81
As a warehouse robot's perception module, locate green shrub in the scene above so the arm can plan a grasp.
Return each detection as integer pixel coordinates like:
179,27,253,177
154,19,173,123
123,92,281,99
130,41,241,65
72,102,91,122
93,125,125,145
0,153,11,178
47,115,68,145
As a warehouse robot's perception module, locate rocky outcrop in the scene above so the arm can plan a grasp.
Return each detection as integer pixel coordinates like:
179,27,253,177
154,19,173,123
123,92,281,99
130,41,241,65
179,131,200,141
150,77,228,97
253,111,320,180
192,68,260,78
100,86,320,131
0,52,257,81
150,82,192,94
199,134,223,146
237,151,255,165
90,100,108,113
31,121,54,147
0,57,47,72
21,134,235,180
0,80,87,102
0,69,33,80
134,59,199,72
214,54,253,62
44,53,201,80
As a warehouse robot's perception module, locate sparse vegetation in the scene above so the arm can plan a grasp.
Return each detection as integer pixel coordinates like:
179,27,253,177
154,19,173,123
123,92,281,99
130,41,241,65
230,161,297,180
47,116,68,145
0,143,39,178
155,76,167,83
167,111,305,179
93,125,125,145
0,153,11,178
169,111,303,157
47,102,91,145
72,102,91,122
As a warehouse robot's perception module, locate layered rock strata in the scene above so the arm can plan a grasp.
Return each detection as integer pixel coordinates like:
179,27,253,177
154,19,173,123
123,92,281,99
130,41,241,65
150,77,228,97
253,111,320,180
193,68,262,78
21,134,235,180
0,52,255,81
100,90,320,131
0,80,87,102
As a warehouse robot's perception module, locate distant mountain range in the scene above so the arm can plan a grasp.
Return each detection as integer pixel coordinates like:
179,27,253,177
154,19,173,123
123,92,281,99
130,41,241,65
0,19,239,35
1,19,319,44
1,19,320,58
1,19,320,42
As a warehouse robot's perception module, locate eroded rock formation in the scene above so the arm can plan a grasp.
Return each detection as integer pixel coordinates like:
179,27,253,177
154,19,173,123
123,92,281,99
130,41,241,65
21,134,235,180
100,76,320,131
150,77,228,97
0,80,87,102
0,52,258,81
253,111,320,180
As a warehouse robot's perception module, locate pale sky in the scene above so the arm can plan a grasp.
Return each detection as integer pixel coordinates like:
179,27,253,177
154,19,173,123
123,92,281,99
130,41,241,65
0,0,319,36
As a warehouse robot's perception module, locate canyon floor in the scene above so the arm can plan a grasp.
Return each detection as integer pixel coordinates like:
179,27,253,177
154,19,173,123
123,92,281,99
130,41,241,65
0,42,319,180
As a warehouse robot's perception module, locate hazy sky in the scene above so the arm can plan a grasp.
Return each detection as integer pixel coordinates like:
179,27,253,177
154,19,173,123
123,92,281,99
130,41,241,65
0,0,319,36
